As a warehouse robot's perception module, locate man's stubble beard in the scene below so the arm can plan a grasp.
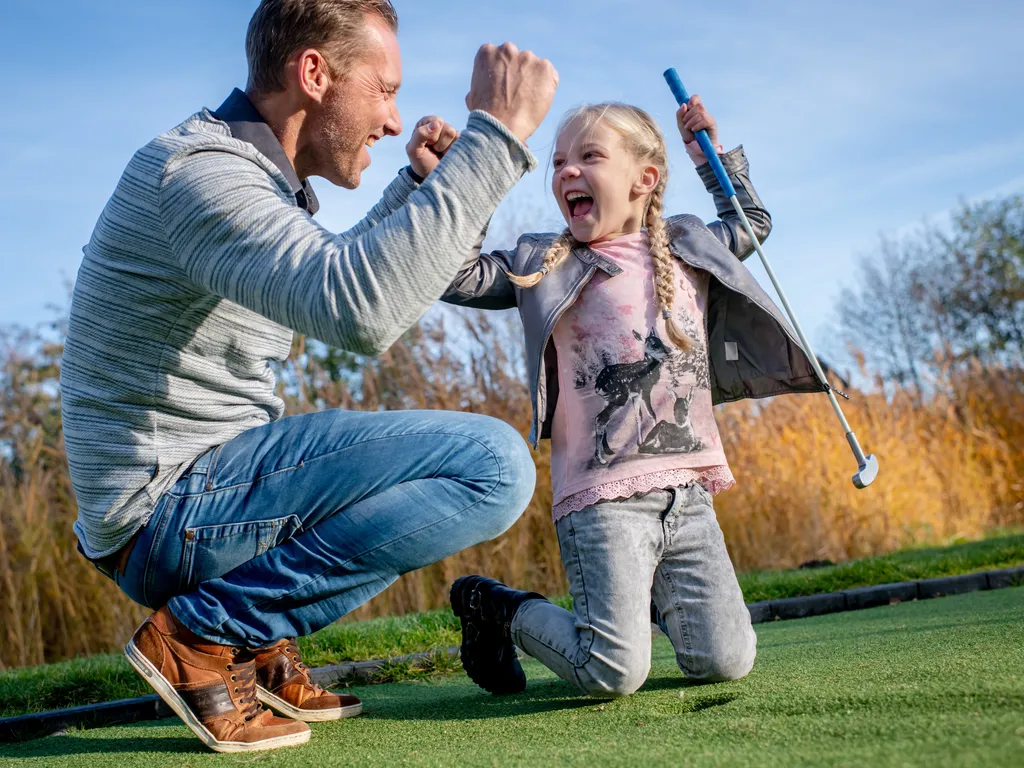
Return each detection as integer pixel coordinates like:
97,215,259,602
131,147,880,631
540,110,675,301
312,84,365,189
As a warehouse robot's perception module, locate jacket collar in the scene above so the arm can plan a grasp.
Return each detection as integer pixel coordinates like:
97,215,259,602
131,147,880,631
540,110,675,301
212,88,320,215
571,221,726,276
571,246,623,276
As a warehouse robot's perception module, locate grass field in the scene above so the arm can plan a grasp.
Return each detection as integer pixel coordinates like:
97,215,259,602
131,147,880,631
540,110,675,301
2,531,1022,720
1,587,1021,766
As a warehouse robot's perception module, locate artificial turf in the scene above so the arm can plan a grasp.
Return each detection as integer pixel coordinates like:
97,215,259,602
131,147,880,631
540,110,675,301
2,531,1022,719
2,586,1021,767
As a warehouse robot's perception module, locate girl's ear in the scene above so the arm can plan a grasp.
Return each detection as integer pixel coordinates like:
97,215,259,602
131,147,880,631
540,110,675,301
632,164,660,196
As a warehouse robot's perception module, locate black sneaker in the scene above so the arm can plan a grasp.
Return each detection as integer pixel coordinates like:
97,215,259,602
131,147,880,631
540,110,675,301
449,575,546,696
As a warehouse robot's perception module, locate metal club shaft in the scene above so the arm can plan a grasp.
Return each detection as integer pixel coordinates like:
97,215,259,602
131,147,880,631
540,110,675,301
663,68,878,488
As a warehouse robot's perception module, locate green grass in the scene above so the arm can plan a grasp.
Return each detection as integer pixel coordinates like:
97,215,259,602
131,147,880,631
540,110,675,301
298,607,463,668
0,655,145,720
1,531,1021,720
2,587,1021,766
738,528,1024,603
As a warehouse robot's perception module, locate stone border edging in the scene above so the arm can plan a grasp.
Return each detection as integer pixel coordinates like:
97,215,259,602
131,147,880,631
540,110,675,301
2,566,1022,744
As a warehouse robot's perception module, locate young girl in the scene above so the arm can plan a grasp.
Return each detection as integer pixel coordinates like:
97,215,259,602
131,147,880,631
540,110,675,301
444,97,823,698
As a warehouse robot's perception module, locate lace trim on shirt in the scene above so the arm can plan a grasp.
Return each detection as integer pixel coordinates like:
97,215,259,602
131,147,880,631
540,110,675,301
552,466,736,522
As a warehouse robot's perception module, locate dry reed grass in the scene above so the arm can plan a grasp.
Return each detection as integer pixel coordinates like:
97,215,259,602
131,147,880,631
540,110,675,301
715,361,1024,571
1,312,1021,669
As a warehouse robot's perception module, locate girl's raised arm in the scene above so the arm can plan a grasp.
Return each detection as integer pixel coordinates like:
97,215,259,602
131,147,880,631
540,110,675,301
696,146,772,260
441,227,520,310
675,96,771,260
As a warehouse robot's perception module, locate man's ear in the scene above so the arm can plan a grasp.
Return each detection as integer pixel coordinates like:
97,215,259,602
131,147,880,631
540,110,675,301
294,48,332,103
632,164,660,197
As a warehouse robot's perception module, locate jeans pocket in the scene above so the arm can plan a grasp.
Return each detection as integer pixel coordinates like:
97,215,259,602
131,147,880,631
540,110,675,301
180,515,301,591
691,482,714,508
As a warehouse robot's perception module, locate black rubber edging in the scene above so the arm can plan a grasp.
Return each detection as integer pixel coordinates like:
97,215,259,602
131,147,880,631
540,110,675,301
745,565,1024,623
3,566,1023,744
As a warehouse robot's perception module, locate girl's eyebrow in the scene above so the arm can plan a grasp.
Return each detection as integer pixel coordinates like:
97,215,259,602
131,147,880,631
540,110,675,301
553,141,607,157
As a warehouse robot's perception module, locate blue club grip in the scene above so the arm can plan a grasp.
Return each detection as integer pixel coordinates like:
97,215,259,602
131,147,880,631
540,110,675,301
663,68,736,199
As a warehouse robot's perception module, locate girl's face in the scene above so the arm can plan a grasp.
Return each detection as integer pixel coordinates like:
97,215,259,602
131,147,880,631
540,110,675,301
551,117,658,244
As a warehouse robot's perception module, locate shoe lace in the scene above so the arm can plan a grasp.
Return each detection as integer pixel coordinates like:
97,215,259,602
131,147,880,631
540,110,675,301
284,641,325,695
226,650,264,722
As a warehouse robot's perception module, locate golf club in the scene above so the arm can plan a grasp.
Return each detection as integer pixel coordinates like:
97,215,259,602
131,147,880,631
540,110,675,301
664,68,879,489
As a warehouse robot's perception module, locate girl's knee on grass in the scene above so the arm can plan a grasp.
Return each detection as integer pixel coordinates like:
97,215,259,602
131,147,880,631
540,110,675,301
676,628,757,684
576,655,651,698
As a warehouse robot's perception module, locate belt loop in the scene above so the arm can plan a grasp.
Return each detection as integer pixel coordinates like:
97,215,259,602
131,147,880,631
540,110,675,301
204,444,224,491
667,485,685,517
662,486,684,543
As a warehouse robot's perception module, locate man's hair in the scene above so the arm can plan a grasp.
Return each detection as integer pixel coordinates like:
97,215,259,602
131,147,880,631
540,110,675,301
245,0,399,97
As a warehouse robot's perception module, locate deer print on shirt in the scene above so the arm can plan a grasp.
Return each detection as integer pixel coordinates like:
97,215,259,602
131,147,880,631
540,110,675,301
593,328,671,465
638,389,704,455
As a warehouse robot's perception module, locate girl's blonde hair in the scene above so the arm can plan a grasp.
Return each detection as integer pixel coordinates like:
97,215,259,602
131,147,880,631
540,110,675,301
507,103,692,350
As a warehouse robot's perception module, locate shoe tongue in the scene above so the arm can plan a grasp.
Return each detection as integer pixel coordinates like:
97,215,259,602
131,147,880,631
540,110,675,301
232,648,258,663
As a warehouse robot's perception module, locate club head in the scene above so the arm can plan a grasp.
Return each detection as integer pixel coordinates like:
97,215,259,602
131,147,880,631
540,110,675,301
852,454,879,489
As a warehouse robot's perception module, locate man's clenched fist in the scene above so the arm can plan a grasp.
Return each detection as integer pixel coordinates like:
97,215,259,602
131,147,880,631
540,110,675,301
406,116,459,178
465,42,558,144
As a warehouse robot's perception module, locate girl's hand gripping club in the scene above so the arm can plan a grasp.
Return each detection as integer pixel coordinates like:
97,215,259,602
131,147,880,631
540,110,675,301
663,68,878,489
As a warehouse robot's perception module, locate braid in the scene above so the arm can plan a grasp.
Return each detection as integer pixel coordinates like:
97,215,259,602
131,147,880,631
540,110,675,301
507,229,576,287
646,181,693,351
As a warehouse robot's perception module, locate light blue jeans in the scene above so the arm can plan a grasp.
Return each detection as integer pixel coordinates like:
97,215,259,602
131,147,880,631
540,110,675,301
113,409,536,647
511,485,755,697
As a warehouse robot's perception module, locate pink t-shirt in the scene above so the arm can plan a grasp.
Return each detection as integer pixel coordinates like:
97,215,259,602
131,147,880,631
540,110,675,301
550,232,734,521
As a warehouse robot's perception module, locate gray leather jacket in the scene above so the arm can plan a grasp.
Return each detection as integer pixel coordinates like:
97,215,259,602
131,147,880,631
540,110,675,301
443,146,825,447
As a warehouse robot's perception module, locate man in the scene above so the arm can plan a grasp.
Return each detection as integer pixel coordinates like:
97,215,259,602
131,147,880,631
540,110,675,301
59,0,557,753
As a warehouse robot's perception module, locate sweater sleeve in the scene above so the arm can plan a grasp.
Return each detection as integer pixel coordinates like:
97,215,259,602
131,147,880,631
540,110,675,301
337,167,421,242
159,112,536,355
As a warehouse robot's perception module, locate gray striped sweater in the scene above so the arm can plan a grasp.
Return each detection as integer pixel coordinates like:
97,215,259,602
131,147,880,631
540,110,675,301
61,107,536,559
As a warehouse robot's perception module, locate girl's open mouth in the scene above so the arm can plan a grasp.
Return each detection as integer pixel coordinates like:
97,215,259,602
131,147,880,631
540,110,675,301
566,191,594,220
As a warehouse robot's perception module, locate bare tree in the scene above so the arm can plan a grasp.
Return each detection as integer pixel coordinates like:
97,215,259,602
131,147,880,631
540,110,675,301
833,194,1024,387
835,235,933,394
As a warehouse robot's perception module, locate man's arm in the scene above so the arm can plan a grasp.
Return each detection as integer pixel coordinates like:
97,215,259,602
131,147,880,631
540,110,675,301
339,114,462,241
340,114,461,241
337,166,421,242
161,112,535,355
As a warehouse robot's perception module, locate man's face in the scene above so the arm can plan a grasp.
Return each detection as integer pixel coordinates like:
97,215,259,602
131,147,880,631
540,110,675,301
310,17,402,189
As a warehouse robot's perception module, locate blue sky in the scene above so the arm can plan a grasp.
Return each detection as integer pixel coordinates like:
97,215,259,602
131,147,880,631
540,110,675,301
1,0,1022,356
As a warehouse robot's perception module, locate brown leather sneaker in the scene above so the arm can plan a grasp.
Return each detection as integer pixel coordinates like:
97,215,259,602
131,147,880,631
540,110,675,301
253,638,363,722
124,606,310,753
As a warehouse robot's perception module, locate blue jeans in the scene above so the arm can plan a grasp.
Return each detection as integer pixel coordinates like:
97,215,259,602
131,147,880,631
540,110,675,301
511,485,755,697
114,409,536,647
